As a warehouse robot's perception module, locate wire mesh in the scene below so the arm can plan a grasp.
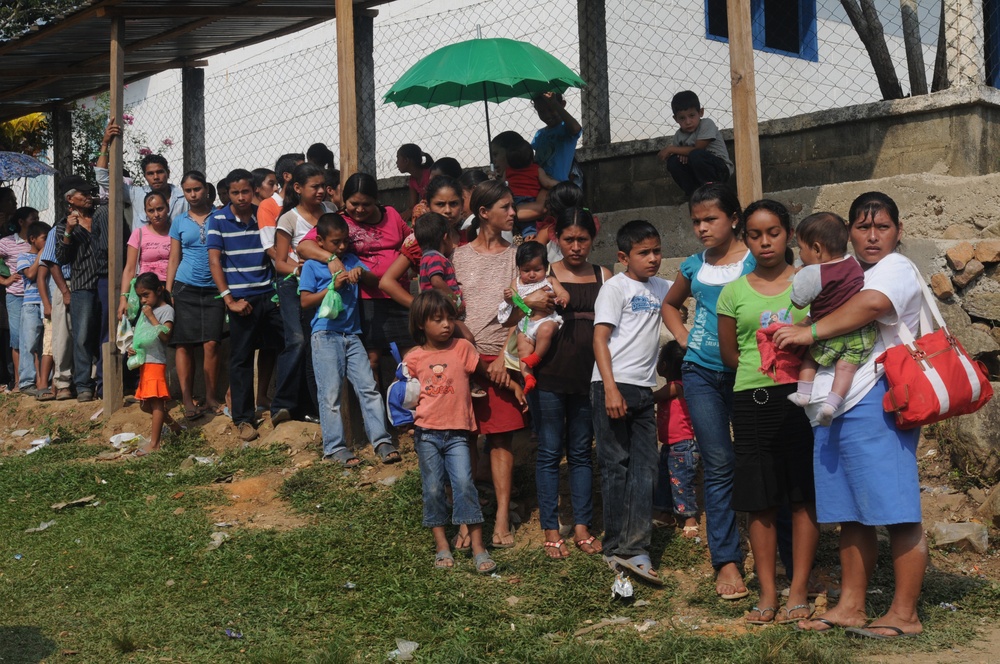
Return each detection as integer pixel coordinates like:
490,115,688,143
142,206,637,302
93,0,997,186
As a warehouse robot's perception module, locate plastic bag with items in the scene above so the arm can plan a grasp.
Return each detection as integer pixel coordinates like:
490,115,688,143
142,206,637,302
127,316,167,370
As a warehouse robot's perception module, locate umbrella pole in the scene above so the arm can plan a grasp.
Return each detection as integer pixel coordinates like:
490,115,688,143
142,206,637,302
482,82,493,174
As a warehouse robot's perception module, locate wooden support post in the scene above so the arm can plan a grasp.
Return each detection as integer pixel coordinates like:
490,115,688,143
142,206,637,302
577,0,611,146
354,12,377,176
182,66,206,174
336,0,362,444
104,16,125,416
726,0,762,204
337,0,359,180
52,103,73,221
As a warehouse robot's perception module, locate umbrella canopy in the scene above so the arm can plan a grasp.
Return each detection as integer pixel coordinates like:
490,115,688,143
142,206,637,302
384,38,585,108
0,152,56,183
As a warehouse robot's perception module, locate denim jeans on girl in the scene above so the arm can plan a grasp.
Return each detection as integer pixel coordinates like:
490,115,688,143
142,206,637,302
311,330,391,458
653,438,700,517
17,302,42,389
681,361,743,569
413,428,483,527
6,293,22,354
591,381,657,559
532,389,595,531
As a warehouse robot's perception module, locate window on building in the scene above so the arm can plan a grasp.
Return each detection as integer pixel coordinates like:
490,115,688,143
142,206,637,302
988,3,1000,88
705,0,818,62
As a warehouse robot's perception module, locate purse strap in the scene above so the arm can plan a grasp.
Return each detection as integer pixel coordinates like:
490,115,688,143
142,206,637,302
892,256,945,350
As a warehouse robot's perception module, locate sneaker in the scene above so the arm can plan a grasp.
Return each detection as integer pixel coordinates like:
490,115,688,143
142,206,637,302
77,391,95,403
237,422,259,442
55,388,74,401
271,408,291,426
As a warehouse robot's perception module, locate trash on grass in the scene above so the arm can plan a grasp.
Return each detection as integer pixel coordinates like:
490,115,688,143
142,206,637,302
109,433,140,449
206,531,230,551
939,602,959,611
52,495,97,510
612,572,633,601
13,553,22,560
24,520,55,533
387,639,418,661
573,616,629,637
90,407,104,421
12,429,30,437
25,437,50,454
223,629,242,639
635,619,657,633
343,581,357,590
931,521,989,554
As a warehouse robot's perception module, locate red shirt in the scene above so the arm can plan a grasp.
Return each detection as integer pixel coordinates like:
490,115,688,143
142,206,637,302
656,381,695,445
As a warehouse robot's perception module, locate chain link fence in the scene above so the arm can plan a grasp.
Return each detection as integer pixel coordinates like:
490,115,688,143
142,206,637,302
103,0,997,185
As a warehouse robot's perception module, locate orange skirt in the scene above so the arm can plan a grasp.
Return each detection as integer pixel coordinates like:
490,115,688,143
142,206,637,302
135,362,170,401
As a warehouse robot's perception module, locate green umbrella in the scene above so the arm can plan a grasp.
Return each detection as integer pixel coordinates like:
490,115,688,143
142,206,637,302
384,38,585,165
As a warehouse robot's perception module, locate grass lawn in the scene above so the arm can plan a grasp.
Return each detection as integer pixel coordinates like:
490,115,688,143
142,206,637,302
1,421,998,663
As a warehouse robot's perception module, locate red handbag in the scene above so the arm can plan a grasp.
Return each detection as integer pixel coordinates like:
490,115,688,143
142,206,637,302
875,262,993,429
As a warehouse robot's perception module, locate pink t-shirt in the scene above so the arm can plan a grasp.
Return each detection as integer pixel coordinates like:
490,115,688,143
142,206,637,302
656,380,695,445
128,226,171,281
302,205,409,299
404,338,480,431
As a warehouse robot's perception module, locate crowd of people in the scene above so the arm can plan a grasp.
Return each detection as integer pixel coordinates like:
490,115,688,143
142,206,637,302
0,88,928,636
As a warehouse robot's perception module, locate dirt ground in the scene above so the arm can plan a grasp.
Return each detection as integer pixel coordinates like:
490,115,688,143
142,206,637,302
3,393,999,649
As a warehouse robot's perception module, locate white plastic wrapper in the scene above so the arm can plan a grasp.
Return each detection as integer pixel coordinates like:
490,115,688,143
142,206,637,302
612,572,633,600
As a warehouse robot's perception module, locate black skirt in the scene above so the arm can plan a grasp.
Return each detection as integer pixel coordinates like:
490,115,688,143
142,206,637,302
169,281,225,346
360,298,412,351
731,383,815,512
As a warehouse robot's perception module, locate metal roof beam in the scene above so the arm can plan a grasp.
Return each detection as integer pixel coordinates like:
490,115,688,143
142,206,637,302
0,60,207,77
97,6,338,19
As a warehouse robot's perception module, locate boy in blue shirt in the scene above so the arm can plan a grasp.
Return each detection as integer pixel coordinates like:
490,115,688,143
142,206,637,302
531,92,582,185
299,213,397,467
16,221,50,396
657,90,733,198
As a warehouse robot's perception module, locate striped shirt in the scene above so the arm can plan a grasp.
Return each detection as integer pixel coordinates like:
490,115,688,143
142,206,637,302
206,204,273,298
54,206,111,292
17,252,41,304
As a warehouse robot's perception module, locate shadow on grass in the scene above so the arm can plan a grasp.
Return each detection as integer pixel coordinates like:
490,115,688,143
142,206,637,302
0,626,57,663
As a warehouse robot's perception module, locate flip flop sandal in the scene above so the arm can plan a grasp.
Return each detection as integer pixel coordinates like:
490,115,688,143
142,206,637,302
574,536,601,554
184,408,207,422
793,617,840,633
543,539,568,559
775,604,813,624
375,442,401,464
452,533,472,553
845,625,918,640
612,555,663,586
746,606,777,625
473,551,497,574
682,526,700,538
434,550,454,569
491,532,516,549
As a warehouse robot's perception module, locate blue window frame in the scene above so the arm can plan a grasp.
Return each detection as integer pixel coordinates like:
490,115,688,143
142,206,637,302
987,1,1000,88
705,0,818,62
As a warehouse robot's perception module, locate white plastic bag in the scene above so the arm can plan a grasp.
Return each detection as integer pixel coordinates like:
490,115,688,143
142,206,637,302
116,316,133,354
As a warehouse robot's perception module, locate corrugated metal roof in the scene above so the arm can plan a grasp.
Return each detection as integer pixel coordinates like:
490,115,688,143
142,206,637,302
0,0,391,120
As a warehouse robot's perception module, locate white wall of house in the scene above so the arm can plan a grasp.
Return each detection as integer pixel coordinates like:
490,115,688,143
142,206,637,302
109,0,942,184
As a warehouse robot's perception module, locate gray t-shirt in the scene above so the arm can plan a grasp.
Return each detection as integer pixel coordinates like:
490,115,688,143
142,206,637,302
672,118,734,175
142,303,175,365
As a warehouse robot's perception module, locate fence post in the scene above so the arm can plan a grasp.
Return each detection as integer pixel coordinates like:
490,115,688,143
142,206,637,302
577,0,611,146
105,15,126,416
355,11,377,176
726,0,762,204
182,66,206,174
336,0,359,179
52,103,73,220
944,0,985,87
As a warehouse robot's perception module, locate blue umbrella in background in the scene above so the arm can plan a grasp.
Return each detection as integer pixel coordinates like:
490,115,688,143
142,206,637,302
0,152,56,184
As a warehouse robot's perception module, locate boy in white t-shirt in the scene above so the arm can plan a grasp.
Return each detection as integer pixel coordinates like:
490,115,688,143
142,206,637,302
592,220,672,585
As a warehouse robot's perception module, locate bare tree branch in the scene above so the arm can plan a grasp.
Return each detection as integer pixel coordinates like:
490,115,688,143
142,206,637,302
840,0,905,99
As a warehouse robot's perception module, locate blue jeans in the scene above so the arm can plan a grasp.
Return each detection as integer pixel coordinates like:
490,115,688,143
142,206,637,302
682,361,743,569
591,381,657,558
228,291,284,425
69,279,108,394
275,278,317,417
18,302,42,389
6,293,22,351
532,389,595,531
414,428,482,527
311,330,391,458
654,438,700,516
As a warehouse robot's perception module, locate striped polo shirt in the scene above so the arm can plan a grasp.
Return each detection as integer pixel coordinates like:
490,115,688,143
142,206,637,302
205,204,273,299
